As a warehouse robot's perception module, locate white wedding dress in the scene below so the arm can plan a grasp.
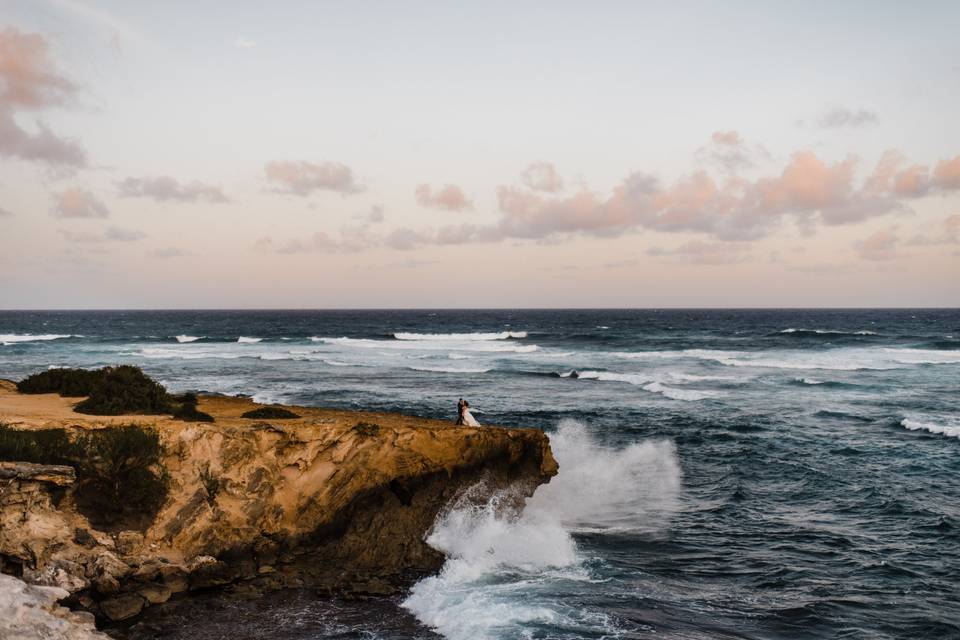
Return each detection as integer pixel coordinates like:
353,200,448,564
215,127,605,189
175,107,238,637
462,407,481,427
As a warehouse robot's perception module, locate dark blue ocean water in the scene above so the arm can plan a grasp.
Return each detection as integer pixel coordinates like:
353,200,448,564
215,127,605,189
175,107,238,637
1,309,958,639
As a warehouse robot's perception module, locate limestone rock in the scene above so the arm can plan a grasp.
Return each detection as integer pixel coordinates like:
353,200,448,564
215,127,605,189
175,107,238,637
0,573,108,639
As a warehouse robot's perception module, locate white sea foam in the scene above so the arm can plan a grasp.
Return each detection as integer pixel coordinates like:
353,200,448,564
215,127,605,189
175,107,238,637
408,365,492,374
797,377,824,385
394,331,527,341
575,370,721,400
779,328,878,335
642,382,721,401
313,336,538,353
403,420,681,639
448,353,472,360
0,333,77,345
175,335,201,343
900,418,960,439
138,347,242,360
237,336,262,343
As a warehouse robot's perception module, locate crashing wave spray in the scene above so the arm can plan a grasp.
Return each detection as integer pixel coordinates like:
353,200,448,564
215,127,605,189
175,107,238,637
402,419,682,639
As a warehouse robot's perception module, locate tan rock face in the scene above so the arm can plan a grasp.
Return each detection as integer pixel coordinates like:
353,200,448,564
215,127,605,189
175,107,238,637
0,387,557,624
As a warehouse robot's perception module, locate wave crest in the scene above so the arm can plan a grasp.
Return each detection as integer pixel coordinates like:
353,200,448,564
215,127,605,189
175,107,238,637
393,331,528,341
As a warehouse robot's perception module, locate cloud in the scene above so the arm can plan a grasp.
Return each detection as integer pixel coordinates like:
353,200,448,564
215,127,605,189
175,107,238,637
264,160,363,196
117,176,230,203
855,228,899,261
933,156,960,190
59,226,145,243
603,258,638,268
0,205,12,216
364,204,385,223
52,188,109,218
816,106,878,129
520,162,564,193
697,130,765,174
907,213,960,246
148,247,192,259
647,241,750,265
234,36,256,49
260,147,960,255
257,224,378,254
415,183,473,211
0,28,87,167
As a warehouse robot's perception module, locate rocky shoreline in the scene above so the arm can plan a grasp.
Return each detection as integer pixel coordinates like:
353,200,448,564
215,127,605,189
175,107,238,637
0,380,557,637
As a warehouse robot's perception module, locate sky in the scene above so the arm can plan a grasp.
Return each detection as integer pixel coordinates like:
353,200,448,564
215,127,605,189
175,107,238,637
0,0,958,309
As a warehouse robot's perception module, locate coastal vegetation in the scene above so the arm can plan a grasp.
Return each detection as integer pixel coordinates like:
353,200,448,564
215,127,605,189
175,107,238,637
0,422,169,528
16,365,215,421
241,406,300,419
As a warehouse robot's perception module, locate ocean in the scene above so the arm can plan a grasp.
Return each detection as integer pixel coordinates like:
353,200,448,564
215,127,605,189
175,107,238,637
1,309,958,639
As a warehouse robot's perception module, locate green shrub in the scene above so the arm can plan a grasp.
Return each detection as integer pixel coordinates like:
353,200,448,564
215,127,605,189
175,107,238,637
170,392,214,422
241,406,300,420
74,366,173,416
0,425,75,463
0,423,169,529
16,368,105,396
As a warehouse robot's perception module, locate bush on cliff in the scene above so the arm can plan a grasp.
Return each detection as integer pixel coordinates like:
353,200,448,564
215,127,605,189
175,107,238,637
0,423,169,529
16,368,105,396
170,392,215,423
74,366,173,415
241,406,300,420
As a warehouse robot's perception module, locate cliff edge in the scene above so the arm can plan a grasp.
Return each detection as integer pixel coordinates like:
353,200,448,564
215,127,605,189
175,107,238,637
0,381,557,629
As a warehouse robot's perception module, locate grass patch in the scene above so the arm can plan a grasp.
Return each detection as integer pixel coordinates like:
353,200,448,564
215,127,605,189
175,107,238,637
0,423,169,529
241,406,300,420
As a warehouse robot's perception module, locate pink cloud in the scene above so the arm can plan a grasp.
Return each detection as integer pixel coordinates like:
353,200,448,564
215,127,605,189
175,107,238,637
933,156,960,190
52,189,109,218
415,183,473,211
0,28,86,167
117,176,229,203
520,162,564,193
647,241,750,265
711,131,742,146
264,161,363,196
855,228,899,261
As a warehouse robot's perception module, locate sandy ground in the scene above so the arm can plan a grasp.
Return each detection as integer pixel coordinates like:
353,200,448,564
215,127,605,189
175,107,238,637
0,378,462,433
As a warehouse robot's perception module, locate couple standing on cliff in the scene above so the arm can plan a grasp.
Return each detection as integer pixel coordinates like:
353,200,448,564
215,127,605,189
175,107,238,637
456,398,481,427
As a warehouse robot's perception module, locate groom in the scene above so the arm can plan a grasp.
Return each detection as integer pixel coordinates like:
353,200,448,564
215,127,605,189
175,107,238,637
456,398,465,425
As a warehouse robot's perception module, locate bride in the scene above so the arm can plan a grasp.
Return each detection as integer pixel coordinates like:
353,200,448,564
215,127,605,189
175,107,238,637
461,400,481,427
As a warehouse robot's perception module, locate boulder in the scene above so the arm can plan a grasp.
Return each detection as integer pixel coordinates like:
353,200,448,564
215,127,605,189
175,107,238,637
116,531,144,556
137,583,172,604
99,593,145,621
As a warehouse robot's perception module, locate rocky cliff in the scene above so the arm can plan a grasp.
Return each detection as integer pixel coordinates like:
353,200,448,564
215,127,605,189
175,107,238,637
0,382,556,632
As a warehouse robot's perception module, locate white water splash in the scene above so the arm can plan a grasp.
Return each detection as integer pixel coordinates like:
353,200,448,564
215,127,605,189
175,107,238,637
403,420,682,639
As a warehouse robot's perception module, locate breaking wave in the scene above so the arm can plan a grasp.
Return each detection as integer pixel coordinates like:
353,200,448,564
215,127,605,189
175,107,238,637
394,331,528,341
776,328,879,337
403,420,681,639
0,333,78,345
237,336,262,343
575,370,721,400
312,336,538,353
900,417,960,439
408,365,493,374
174,335,201,343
